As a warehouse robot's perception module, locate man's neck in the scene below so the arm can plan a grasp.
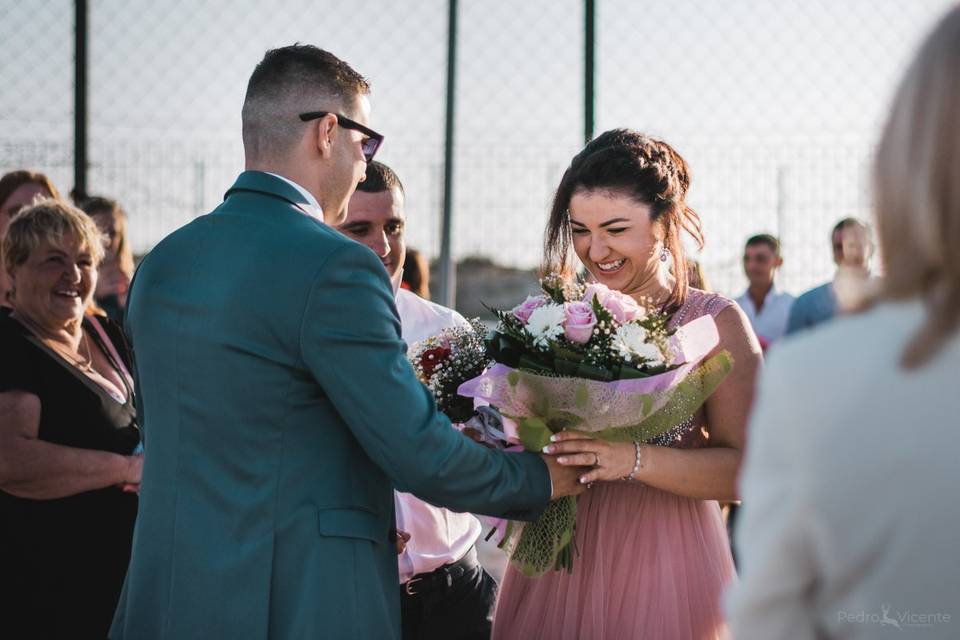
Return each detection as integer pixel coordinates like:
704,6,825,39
247,159,320,201
747,281,774,311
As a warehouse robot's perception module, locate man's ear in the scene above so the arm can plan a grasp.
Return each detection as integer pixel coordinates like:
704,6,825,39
774,256,784,268
314,114,337,159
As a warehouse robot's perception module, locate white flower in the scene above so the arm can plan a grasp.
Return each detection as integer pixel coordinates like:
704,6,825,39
611,323,663,364
524,303,566,348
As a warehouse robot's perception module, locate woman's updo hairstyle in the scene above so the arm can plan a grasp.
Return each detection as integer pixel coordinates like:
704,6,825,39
543,129,703,309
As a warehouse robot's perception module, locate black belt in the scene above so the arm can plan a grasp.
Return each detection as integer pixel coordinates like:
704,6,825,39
402,547,478,598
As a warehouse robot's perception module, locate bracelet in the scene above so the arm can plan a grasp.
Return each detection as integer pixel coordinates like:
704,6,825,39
623,441,642,481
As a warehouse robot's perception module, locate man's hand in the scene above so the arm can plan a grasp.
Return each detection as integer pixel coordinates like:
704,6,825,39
541,454,588,499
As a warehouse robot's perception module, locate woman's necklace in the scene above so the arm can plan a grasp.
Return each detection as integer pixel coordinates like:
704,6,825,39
11,311,96,373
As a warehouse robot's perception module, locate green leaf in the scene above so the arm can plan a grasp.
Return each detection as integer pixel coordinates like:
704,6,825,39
518,416,553,452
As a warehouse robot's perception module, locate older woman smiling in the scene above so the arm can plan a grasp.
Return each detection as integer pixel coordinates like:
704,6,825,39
0,199,142,639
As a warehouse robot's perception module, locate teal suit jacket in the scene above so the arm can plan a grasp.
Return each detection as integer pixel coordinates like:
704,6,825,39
111,172,550,639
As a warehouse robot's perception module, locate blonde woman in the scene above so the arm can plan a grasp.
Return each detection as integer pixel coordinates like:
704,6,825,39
0,200,141,638
729,7,960,639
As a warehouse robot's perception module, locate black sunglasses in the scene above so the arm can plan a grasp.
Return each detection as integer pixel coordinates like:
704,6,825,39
299,111,384,163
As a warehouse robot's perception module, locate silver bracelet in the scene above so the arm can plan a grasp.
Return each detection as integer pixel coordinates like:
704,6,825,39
623,441,642,481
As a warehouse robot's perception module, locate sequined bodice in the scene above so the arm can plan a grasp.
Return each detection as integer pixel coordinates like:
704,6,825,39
647,288,734,449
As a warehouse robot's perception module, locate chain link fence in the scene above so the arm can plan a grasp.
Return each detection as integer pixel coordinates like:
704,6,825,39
2,0,955,301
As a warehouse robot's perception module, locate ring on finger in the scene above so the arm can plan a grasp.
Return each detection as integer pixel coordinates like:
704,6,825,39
592,452,601,467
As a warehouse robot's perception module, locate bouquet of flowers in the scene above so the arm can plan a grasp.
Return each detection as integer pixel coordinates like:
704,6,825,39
407,318,492,424
457,275,734,576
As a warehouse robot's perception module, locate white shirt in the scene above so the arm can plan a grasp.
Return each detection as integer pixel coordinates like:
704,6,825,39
727,301,960,639
394,288,483,582
735,285,795,347
265,172,324,220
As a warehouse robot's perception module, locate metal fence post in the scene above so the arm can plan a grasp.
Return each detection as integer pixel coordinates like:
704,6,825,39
437,0,459,308
74,0,89,199
584,0,595,145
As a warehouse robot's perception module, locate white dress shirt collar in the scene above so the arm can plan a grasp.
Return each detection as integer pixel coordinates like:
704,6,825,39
265,172,324,220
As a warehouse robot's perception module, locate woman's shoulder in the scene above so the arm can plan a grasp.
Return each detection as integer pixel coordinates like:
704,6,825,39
0,311,46,393
679,288,737,321
0,307,29,346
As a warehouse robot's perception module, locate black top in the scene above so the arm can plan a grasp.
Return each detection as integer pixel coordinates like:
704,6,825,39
0,307,140,639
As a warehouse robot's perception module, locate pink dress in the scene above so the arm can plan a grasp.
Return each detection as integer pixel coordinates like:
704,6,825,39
492,289,737,640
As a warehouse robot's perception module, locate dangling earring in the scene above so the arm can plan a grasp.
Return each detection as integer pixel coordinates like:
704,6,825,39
659,246,670,263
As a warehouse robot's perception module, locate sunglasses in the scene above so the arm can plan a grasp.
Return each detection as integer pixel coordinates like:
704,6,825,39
299,111,384,163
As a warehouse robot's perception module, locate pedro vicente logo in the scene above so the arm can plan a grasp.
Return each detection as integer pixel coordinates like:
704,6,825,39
838,604,952,630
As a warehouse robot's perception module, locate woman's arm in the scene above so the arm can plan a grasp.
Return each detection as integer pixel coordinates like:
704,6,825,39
0,390,142,499
549,305,763,501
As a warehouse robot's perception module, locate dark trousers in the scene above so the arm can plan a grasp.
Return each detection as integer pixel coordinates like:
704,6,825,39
400,548,498,640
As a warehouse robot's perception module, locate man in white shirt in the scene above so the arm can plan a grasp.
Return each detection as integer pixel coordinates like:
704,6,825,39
336,161,494,640
735,234,794,350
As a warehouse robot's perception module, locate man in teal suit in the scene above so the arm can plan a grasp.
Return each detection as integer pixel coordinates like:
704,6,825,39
111,45,583,639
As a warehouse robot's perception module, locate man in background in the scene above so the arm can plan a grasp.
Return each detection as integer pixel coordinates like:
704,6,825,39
337,161,496,640
735,234,794,350
786,218,874,335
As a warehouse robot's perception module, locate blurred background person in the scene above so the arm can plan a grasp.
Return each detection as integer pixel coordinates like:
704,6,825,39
687,257,711,291
80,195,135,323
0,199,142,639
786,218,874,335
0,170,61,307
729,7,960,638
402,247,431,300
736,234,794,350
336,161,497,640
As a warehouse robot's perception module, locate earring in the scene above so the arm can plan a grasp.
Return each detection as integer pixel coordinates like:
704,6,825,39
660,247,670,262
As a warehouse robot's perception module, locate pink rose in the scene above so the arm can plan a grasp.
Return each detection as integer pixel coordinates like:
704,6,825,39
512,295,547,323
563,301,597,344
582,282,613,306
583,282,643,323
603,292,643,324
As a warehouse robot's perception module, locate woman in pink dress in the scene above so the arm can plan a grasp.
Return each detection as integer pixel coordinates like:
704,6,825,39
492,130,762,640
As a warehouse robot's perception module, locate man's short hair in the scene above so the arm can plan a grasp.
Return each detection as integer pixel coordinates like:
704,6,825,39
745,233,780,256
355,161,405,197
242,44,370,160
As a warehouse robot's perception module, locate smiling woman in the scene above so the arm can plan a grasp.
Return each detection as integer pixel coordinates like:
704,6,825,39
493,130,762,640
0,199,142,639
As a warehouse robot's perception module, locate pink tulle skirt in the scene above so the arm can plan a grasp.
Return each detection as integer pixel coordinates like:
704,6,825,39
492,481,736,640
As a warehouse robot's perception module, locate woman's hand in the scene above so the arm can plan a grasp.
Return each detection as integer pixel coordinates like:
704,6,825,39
544,432,638,484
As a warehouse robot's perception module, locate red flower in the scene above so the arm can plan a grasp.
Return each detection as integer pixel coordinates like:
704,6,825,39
420,346,452,378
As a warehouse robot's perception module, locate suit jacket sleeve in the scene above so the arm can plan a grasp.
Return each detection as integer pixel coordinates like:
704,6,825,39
300,241,551,520
726,349,820,640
